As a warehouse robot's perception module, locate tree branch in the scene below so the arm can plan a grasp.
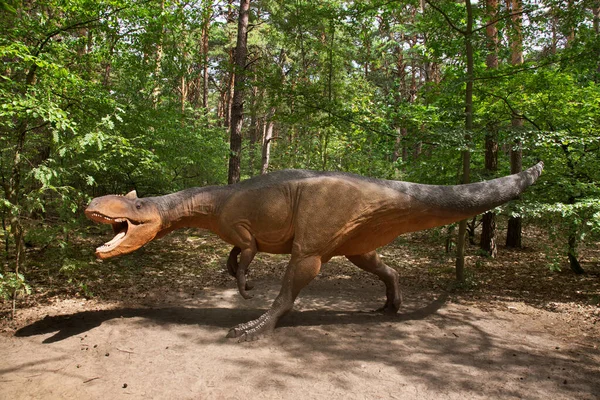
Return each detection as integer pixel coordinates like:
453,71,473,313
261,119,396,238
424,0,466,35
477,88,541,130
472,8,531,34
291,96,397,139
33,2,139,57
474,51,587,82
26,2,148,87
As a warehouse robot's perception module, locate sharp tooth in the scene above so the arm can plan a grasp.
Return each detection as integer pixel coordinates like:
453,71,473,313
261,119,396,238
103,230,126,247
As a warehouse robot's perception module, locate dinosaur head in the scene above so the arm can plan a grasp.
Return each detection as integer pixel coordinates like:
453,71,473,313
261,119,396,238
85,190,162,259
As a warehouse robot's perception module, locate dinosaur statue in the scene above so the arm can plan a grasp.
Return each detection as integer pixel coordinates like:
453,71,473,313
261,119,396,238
85,162,543,341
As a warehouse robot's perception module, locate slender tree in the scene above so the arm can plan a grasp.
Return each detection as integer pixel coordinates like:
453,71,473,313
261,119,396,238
152,0,166,109
201,0,211,111
480,0,499,257
505,0,524,248
425,0,475,281
454,0,475,282
228,0,250,184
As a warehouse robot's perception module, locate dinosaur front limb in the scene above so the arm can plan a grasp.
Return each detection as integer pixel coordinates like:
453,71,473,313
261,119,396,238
226,247,241,277
227,255,322,341
226,246,255,299
236,246,256,299
346,251,402,314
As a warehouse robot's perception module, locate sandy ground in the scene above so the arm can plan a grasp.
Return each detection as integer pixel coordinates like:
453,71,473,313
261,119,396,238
1,277,599,400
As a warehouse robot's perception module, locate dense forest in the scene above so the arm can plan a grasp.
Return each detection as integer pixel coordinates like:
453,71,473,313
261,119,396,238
1,0,599,303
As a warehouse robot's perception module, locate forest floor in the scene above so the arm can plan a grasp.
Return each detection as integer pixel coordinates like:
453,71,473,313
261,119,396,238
1,227,599,399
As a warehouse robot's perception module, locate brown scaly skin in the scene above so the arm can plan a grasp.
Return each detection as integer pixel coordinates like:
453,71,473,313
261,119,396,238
85,162,543,341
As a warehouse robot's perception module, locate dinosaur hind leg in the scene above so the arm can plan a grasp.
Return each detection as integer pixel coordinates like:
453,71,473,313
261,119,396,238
227,255,322,341
346,251,402,314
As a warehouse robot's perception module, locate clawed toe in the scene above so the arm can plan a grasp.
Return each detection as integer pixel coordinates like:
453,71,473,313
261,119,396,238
226,314,276,341
226,328,238,338
238,332,261,342
239,282,254,299
226,326,267,342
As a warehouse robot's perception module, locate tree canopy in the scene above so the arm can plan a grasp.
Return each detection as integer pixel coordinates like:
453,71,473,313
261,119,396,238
1,0,599,299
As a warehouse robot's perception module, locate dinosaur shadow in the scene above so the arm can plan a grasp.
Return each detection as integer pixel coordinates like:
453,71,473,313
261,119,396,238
14,293,447,344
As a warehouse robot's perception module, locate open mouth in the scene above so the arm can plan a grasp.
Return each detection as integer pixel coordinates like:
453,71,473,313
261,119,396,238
87,212,133,254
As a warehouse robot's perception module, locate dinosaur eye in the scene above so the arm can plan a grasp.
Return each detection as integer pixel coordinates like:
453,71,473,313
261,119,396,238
135,201,142,210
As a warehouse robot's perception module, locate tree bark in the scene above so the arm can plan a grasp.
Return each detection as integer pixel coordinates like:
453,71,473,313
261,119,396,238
455,0,474,282
567,231,585,274
594,2,600,76
224,0,236,128
227,0,250,185
248,82,259,176
201,0,211,111
505,0,524,248
481,0,499,257
152,0,165,109
261,107,276,174
505,139,523,248
392,33,407,165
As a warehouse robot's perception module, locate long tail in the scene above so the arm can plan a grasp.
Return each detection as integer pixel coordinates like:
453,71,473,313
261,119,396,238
395,162,544,223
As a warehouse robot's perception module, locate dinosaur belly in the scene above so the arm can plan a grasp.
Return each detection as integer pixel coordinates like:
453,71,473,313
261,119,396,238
332,220,406,256
255,238,294,254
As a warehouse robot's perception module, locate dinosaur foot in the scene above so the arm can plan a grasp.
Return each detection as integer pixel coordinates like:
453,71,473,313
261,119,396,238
238,282,255,299
226,313,276,342
375,298,402,315
376,305,399,315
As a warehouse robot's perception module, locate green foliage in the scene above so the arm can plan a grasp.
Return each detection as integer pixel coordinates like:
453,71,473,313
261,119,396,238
525,199,600,262
0,272,31,300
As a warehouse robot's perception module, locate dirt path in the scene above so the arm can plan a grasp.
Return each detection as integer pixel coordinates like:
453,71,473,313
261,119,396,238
2,277,599,400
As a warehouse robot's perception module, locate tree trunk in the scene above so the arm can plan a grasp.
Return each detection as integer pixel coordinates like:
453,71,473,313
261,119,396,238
481,0,499,257
455,0,474,282
568,231,585,274
261,107,276,174
102,34,117,88
152,0,166,109
248,83,259,176
566,0,576,45
409,54,421,159
201,0,211,111
392,127,404,163
594,2,600,34
505,142,523,248
227,0,250,185
392,35,407,165
260,122,272,174
180,74,187,115
224,0,236,128
594,2,600,76
505,0,524,248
